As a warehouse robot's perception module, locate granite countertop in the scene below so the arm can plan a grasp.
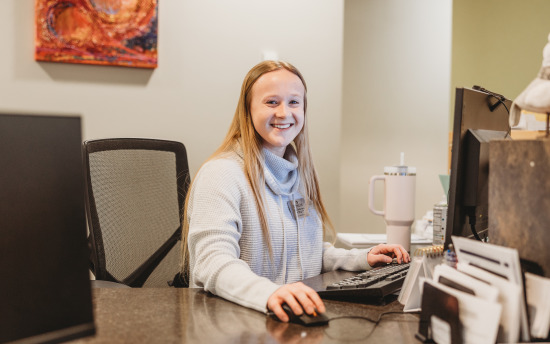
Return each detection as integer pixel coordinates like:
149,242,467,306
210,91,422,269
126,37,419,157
68,287,420,343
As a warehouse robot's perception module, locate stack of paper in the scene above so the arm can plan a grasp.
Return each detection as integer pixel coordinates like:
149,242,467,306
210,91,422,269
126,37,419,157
457,263,521,343
337,233,432,247
420,272,502,344
408,237,549,342
452,236,531,342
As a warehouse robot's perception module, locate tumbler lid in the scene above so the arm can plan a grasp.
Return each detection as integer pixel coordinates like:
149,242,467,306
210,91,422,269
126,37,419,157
384,166,416,175
384,152,416,175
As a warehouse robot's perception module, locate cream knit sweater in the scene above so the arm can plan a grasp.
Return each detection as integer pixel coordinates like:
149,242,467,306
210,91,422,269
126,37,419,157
187,144,371,313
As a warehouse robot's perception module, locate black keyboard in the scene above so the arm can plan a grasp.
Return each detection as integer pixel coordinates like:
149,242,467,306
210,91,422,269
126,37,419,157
316,262,410,300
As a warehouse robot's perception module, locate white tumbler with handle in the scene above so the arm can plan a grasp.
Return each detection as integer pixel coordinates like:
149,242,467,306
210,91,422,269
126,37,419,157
368,153,416,252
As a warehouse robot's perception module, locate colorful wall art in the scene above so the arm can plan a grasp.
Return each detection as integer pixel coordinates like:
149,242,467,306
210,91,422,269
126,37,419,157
35,0,158,69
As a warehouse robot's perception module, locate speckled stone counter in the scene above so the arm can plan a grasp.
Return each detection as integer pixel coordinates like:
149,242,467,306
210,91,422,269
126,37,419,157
68,288,420,343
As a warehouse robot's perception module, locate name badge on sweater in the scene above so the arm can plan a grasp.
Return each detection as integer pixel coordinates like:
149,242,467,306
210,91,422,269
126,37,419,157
287,198,309,219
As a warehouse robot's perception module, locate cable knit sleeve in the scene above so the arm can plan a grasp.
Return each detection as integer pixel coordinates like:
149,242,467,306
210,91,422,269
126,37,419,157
321,242,372,272
187,158,280,313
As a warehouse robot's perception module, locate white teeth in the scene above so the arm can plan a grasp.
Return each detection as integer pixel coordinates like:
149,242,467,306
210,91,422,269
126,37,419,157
272,124,291,129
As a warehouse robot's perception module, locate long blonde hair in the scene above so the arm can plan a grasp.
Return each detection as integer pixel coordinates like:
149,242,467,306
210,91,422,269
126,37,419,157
181,60,335,282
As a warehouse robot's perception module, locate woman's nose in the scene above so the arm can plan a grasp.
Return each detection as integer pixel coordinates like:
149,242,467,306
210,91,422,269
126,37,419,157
276,104,290,118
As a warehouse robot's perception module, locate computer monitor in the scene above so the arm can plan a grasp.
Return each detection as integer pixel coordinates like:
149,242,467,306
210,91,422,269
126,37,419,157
445,86,512,248
0,114,95,343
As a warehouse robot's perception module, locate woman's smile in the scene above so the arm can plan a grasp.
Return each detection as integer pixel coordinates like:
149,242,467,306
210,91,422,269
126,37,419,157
271,123,293,129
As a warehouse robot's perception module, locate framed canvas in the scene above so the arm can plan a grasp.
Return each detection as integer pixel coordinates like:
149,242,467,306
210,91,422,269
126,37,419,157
35,0,158,69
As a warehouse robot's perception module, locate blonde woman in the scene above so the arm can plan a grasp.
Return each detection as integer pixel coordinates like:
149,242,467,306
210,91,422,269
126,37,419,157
182,60,409,322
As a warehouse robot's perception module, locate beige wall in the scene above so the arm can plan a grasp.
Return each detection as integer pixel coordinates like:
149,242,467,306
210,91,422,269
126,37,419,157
340,0,452,234
0,0,344,224
451,0,550,124
340,0,550,235
3,0,548,236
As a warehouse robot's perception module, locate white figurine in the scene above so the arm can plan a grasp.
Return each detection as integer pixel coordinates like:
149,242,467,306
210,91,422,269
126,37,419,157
510,32,550,136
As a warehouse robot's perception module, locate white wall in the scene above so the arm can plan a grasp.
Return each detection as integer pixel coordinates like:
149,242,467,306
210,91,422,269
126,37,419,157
340,0,452,233
1,0,453,235
0,0,344,225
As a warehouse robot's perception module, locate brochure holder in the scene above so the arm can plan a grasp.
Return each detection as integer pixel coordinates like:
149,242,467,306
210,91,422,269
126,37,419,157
415,282,462,344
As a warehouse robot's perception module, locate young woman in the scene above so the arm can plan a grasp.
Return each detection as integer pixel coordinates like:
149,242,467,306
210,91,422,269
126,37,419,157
181,60,409,322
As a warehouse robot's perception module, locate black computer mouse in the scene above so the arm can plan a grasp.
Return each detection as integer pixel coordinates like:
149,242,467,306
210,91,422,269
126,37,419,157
279,304,329,326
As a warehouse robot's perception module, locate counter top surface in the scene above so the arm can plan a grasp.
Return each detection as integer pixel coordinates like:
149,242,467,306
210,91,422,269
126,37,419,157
68,287,420,343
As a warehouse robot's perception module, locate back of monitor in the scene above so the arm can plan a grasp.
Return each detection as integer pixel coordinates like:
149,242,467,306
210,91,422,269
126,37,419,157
0,113,95,343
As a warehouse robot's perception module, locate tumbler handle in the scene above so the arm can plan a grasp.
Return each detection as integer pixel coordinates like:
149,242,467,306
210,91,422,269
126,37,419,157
368,175,385,216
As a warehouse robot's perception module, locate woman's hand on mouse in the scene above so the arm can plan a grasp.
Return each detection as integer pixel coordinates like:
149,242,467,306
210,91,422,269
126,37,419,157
367,243,410,267
267,282,325,322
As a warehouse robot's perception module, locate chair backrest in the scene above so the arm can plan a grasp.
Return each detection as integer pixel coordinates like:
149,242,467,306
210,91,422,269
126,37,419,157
83,138,189,287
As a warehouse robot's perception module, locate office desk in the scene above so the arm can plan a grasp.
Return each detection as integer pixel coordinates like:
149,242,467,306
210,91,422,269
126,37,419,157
68,288,420,344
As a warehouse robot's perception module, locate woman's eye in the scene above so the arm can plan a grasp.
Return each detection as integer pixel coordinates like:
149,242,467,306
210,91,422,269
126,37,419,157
266,100,278,105
290,100,299,105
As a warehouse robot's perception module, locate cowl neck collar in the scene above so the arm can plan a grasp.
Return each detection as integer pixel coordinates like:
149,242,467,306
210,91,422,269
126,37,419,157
263,146,299,196
233,142,300,196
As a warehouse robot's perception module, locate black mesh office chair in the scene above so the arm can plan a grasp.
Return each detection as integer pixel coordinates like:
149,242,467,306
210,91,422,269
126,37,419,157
83,138,189,287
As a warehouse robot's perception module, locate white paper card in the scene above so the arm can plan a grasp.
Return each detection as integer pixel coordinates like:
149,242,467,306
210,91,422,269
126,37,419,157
525,272,550,339
433,264,499,302
423,278,502,344
457,262,521,343
452,236,530,342
398,257,425,312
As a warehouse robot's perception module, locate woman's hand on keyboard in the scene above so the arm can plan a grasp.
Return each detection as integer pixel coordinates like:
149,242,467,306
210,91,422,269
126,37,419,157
367,244,410,267
266,282,325,322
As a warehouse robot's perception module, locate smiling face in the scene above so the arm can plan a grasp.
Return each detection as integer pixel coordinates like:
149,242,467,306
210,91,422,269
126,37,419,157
249,69,305,158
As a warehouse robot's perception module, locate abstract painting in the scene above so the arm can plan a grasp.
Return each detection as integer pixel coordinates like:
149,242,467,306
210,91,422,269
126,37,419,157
35,0,158,69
